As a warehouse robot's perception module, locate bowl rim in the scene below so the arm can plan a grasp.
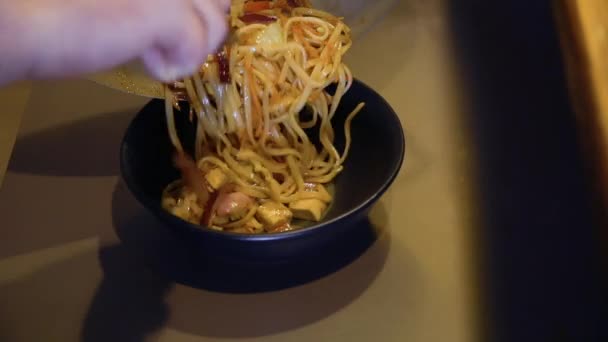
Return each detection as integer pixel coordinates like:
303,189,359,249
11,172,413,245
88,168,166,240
120,78,406,241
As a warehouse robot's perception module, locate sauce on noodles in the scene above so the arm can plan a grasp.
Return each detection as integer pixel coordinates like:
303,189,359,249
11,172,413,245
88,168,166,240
162,0,363,234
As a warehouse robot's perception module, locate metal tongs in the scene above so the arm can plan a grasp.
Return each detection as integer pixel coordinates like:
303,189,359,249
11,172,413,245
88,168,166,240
86,60,165,99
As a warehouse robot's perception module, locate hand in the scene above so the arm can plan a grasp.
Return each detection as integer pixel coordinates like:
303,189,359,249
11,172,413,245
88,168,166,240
0,0,229,85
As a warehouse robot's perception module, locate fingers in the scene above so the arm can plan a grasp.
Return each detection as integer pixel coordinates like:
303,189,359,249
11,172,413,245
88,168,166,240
142,0,229,82
214,0,231,11
191,0,229,59
141,7,208,82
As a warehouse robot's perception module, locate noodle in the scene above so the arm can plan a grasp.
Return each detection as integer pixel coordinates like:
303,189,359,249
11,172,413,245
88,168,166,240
161,0,364,234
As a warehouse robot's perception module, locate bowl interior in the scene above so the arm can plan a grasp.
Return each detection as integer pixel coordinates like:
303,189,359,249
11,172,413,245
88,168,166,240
121,79,405,234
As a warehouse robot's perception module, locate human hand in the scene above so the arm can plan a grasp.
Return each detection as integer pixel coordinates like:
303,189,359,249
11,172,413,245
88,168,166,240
0,0,229,85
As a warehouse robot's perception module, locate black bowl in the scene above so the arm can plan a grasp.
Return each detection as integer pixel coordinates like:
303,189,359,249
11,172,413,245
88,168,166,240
120,79,405,263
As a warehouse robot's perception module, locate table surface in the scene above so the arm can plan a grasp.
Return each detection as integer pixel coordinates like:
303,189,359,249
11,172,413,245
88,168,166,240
0,1,480,341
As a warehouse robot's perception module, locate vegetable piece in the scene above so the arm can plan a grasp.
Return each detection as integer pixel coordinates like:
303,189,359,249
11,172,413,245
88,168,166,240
285,0,310,8
304,183,332,203
239,13,277,24
256,22,285,45
201,189,220,226
256,201,293,229
200,183,237,226
289,198,327,221
215,192,254,218
244,1,272,13
269,222,292,233
216,50,231,83
205,168,228,191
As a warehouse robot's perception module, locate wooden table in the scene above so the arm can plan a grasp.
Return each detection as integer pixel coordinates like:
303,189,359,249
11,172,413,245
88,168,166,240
556,0,608,223
0,1,478,341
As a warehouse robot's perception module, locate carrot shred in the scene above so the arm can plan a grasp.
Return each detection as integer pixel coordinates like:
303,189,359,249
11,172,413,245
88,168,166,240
244,55,263,137
293,23,319,58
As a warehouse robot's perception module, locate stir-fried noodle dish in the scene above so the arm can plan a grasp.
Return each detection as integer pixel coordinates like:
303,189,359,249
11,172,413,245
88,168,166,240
162,0,364,234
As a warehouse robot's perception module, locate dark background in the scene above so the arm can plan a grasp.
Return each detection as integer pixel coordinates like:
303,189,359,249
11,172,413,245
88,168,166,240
447,1,608,341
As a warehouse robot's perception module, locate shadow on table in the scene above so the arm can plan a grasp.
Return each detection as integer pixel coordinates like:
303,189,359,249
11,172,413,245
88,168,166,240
446,1,608,341
7,111,133,177
0,111,136,260
80,245,173,342
80,181,390,340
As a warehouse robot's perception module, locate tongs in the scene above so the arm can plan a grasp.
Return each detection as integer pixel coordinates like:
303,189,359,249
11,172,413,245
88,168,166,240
86,60,165,99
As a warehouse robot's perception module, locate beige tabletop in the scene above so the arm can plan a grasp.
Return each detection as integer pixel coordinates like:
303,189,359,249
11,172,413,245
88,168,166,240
0,1,479,341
